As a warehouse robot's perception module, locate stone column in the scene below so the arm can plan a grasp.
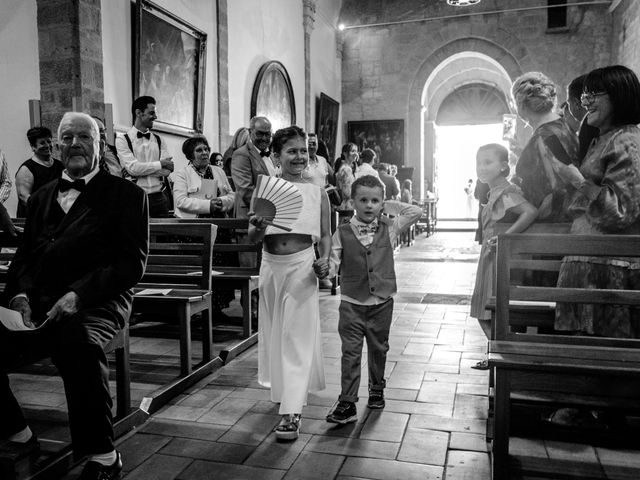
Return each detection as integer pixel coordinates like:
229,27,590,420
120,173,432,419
217,0,230,150
303,0,316,131
36,0,104,131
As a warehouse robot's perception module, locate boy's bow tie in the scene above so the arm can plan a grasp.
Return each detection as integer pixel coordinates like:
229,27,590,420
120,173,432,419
356,222,378,235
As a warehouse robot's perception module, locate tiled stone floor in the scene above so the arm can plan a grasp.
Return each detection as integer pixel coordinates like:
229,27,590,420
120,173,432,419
105,232,493,480
14,230,640,479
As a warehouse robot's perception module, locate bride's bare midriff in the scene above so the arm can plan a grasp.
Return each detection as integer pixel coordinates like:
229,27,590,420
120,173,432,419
263,233,313,255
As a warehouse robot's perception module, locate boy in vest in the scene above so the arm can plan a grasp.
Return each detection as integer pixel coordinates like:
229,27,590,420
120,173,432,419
326,175,421,424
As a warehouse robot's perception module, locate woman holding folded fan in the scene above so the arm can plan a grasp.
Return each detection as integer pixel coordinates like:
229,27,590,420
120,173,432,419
248,126,331,441
173,135,236,318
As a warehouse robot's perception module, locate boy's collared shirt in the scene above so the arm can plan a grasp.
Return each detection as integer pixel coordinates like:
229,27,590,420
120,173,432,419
329,200,422,306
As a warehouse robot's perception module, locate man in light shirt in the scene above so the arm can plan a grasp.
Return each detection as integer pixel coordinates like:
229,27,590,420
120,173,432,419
355,148,380,179
116,95,174,217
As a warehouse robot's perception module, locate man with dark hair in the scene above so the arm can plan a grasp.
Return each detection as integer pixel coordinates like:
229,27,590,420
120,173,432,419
116,95,174,217
15,126,64,217
355,148,379,179
0,112,148,479
374,162,399,200
566,74,600,164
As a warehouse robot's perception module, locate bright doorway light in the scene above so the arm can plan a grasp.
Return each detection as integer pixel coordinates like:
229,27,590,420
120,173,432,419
434,123,507,219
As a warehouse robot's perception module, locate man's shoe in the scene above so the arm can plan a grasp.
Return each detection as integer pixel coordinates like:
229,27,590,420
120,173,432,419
326,401,357,424
367,391,385,409
79,451,123,480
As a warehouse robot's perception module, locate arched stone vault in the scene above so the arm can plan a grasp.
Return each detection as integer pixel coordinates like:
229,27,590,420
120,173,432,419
406,37,526,198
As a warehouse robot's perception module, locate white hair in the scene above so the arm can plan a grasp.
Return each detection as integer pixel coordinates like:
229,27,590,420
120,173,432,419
57,111,101,154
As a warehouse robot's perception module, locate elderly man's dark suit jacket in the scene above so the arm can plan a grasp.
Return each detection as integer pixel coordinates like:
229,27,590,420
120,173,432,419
5,170,149,326
231,139,273,219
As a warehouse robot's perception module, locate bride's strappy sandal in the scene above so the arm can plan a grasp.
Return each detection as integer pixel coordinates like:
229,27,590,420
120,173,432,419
275,414,301,441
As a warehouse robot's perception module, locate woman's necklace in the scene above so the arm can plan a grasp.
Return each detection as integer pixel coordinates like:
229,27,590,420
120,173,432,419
190,163,213,179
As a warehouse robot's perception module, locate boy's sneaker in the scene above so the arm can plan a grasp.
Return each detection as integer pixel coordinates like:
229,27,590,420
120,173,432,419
326,401,358,424
367,391,385,409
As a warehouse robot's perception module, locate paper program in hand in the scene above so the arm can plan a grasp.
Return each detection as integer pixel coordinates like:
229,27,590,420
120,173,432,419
0,306,44,331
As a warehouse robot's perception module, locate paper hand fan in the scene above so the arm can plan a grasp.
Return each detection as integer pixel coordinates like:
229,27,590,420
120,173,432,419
251,175,303,232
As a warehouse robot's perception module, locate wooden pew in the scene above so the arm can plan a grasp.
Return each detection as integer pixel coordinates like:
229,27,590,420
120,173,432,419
486,223,571,338
149,218,260,361
133,222,216,377
487,233,640,480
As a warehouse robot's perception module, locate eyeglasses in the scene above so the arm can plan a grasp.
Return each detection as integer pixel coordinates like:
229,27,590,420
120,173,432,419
580,91,607,105
253,130,272,138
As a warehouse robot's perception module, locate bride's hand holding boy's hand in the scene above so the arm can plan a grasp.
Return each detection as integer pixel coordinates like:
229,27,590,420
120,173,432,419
313,258,329,279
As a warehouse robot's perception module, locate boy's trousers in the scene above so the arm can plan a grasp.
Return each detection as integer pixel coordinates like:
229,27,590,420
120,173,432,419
338,297,393,403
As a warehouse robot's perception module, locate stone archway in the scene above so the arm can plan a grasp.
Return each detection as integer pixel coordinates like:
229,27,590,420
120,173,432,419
406,37,526,199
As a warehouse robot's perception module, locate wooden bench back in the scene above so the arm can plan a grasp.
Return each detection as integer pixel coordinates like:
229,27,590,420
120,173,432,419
495,233,640,348
140,223,216,290
0,229,24,286
149,217,261,268
493,222,571,235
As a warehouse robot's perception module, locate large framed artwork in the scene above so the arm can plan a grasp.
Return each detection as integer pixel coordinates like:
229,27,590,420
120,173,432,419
132,0,207,136
250,61,296,132
315,93,339,162
347,119,404,166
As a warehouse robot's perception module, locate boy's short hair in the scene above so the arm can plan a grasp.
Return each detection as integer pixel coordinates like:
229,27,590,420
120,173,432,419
131,95,156,121
477,143,510,177
26,126,52,147
351,174,385,199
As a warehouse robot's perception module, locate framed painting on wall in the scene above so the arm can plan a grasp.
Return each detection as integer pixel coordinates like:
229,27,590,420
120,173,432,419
347,119,404,166
132,0,207,136
250,61,296,132
315,93,339,163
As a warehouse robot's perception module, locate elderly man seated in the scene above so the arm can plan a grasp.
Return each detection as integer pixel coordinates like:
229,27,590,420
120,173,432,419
0,112,148,480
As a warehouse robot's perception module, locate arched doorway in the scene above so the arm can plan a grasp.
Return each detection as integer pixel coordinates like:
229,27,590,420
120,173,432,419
407,39,525,202
435,83,511,219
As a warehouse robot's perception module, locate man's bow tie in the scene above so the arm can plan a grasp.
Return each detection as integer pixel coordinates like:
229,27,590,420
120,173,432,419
259,150,271,158
356,222,378,235
137,131,151,140
59,178,86,192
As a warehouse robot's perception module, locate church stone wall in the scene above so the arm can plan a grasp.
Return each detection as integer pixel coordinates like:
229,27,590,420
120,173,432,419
339,0,612,198
611,0,640,73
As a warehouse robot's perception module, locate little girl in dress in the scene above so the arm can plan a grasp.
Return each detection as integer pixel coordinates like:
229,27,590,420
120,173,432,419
469,143,537,369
